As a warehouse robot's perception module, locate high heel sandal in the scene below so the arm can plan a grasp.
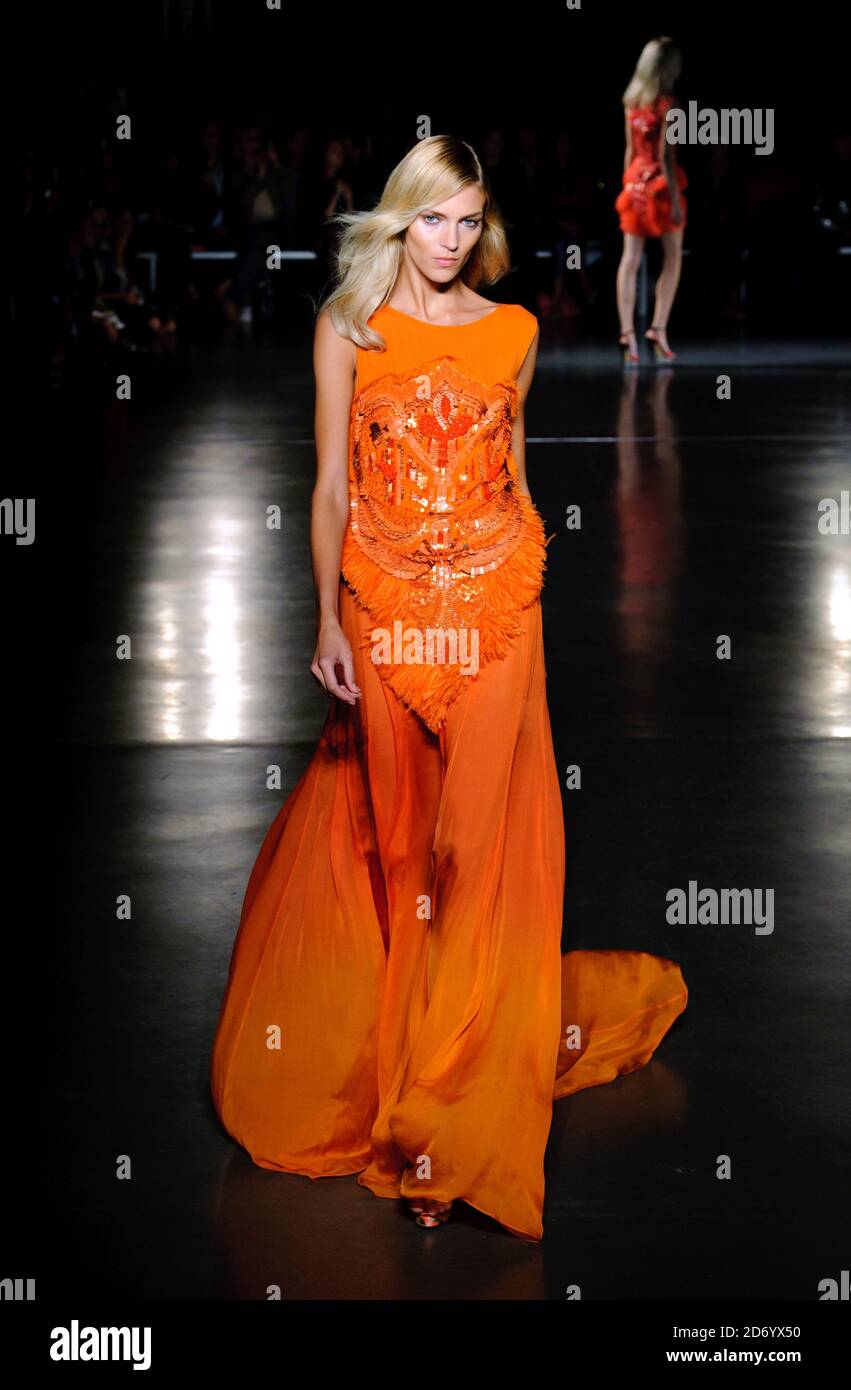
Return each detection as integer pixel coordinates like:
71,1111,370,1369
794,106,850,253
645,325,676,361
409,1198,453,1229
618,328,640,366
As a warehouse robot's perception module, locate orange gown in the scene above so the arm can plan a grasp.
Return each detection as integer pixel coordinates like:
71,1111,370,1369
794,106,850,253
209,301,688,1240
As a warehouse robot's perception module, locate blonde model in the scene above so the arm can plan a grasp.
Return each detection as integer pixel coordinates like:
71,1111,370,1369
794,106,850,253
616,37,688,363
210,134,688,1238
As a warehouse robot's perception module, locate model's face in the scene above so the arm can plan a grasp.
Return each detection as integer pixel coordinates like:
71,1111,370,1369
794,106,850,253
403,187,487,282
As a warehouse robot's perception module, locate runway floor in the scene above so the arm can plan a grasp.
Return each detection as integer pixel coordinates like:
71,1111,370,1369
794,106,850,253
32,325,851,1299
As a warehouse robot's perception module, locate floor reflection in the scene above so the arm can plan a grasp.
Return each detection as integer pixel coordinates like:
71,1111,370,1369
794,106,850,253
613,370,685,734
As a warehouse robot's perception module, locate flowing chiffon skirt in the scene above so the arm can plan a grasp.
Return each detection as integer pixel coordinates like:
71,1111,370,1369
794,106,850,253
209,580,688,1240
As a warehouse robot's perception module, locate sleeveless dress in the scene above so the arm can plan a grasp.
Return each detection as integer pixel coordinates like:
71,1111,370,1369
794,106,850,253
209,301,688,1241
616,94,688,238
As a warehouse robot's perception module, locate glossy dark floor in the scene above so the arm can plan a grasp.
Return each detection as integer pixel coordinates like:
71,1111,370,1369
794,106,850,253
40,327,851,1299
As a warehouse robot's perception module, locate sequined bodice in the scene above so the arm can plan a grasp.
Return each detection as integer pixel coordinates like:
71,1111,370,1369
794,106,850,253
339,302,548,730
348,357,526,606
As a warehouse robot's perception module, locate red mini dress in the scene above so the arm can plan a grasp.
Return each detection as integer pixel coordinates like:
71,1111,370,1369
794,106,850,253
616,93,688,238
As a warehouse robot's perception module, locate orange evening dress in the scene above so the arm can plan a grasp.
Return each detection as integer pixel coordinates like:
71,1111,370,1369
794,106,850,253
209,301,688,1241
616,94,688,238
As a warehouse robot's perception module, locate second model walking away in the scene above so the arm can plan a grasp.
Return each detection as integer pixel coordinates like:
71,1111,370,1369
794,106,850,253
616,35,688,364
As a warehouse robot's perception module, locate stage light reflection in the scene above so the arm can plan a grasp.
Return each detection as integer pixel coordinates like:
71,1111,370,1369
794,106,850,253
826,563,851,737
202,539,246,743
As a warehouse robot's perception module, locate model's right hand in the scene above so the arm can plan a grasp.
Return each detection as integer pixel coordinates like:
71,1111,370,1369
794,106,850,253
311,620,362,705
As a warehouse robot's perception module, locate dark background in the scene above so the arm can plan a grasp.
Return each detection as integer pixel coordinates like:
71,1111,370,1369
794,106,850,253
8,0,848,572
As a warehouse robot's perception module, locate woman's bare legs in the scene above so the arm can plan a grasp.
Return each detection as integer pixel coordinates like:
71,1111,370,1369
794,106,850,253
647,228,684,355
616,232,645,358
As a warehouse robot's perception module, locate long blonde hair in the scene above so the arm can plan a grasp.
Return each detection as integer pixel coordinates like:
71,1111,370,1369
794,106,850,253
623,36,682,109
315,133,510,351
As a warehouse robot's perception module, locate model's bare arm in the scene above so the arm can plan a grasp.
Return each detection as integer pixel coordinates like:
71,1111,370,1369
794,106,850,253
310,310,362,704
510,326,540,501
659,115,682,224
624,108,633,173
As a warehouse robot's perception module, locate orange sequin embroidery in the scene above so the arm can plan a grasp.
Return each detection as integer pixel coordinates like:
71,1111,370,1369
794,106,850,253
340,355,550,731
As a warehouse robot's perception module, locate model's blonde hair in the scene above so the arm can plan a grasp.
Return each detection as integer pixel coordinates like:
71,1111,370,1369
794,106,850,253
623,36,682,109
316,133,510,351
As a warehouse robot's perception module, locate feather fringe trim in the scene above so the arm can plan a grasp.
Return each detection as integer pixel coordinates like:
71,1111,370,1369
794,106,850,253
341,491,553,732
